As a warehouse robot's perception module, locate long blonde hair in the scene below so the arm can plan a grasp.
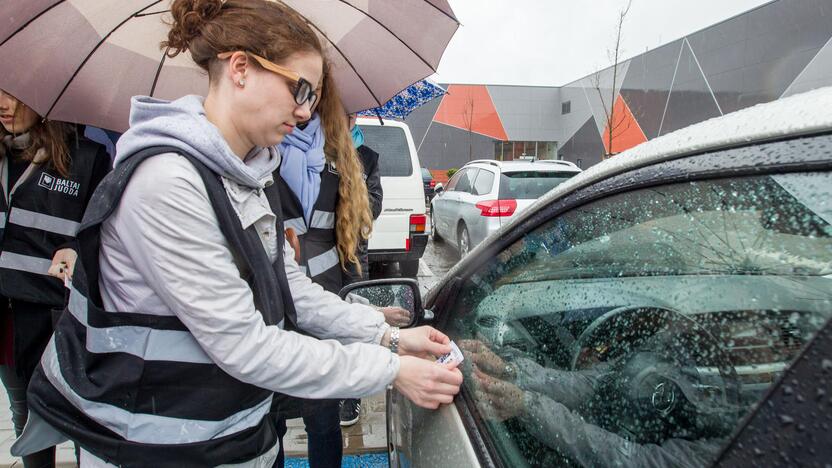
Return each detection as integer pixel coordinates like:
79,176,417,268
317,66,373,274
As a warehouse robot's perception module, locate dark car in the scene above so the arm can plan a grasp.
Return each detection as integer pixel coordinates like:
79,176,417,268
344,87,832,467
421,167,436,203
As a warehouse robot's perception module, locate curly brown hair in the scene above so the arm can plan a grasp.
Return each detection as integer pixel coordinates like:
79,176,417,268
316,66,373,274
162,0,322,80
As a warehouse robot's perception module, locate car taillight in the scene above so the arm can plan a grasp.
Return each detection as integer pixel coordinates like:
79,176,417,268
429,180,436,188
409,214,426,233
475,199,517,217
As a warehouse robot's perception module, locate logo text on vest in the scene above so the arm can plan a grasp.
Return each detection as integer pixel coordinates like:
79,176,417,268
39,173,80,197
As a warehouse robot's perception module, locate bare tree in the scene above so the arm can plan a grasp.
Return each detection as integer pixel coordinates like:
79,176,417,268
461,93,475,161
592,0,633,159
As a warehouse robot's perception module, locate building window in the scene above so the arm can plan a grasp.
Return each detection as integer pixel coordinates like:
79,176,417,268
562,101,571,115
493,141,559,161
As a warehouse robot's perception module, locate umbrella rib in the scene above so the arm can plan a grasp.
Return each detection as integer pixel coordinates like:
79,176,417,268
0,0,65,48
45,0,165,120
150,48,169,97
288,11,385,109
336,0,438,72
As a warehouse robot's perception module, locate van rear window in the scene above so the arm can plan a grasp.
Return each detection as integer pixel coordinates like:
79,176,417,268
359,126,413,177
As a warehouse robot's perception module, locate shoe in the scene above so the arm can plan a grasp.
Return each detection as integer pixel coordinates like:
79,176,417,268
339,399,361,427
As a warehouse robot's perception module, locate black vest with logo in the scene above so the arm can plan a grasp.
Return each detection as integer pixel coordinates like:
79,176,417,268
0,136,109,306
277,162,343,294
27,147,298,467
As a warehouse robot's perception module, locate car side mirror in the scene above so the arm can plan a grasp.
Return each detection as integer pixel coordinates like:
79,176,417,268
339,278,422,328
434,183,444,195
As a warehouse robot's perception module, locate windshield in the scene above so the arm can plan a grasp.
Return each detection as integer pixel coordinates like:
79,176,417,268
421,168,432,178
499,171,577,199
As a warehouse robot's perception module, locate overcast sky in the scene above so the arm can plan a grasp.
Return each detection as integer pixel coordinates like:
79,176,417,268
433,0,773,86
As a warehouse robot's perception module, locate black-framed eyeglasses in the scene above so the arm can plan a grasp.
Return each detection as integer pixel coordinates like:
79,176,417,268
217,51,319,108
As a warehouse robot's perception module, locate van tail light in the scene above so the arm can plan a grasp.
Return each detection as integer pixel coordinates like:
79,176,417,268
409,214,426,233
429,180,436,188
476,199,517,217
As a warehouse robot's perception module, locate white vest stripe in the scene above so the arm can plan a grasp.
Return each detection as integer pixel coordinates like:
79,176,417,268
0,251,52,275
284,217,307,236
9,208,81,236
309,210,335,230
66,286,213,364
40,337,273,444
0,211,6,228
307,247,339,277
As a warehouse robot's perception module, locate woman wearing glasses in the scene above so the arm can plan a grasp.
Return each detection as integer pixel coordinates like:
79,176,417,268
20,1,462,466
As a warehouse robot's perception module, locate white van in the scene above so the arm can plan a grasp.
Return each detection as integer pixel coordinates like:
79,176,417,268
357,118,427,277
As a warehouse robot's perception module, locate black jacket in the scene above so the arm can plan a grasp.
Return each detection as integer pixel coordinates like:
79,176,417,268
0,133,110,306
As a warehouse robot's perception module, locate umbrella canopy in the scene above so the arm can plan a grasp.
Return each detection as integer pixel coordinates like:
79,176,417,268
357,79,446,120
0,0,458,132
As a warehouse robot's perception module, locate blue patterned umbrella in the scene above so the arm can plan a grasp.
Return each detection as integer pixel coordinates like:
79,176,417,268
358,79,446,120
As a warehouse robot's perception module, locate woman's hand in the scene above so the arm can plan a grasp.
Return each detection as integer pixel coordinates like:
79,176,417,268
48,248,78,282
394,355,463,409
394,326,452,359
473,367,525,421
459,339,515,380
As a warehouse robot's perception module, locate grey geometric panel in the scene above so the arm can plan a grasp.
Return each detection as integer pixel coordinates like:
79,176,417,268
577,60,632,136
559,85,595,144
417,122,496,170
557,116,605,169
782,36,832,97
619,39,684,140
688,0,832,114
404,92,444,152
659,41,721,136
487,85,561,141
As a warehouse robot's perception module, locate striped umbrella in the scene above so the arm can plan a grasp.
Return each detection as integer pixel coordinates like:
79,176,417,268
0,0,459,132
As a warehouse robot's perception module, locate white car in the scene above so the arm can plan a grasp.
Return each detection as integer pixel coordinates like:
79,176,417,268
431,159,581,257
358,118,427,277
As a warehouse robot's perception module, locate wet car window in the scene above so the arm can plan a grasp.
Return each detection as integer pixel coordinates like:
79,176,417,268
453,168,478,193
449,168,832,467
473,170,495,196
498,171,576,199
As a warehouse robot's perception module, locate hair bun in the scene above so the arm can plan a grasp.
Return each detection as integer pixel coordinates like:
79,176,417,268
164,0,225,57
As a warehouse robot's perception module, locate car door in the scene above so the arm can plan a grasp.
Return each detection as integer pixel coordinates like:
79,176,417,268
432,170,463,238
445,168,478,241
399,131,832,468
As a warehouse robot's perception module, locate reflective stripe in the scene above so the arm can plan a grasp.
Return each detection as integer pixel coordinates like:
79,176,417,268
307,247,339,277
40,338,273,444
310,211,335,230
0,251,52,275
67,285,212,364
0,212,6,228
9,208,80,236
284,217,307,236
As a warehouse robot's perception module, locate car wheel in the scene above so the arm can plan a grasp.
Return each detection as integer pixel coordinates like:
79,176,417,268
400,260,419,278
457,224,470,258
430,214,442,242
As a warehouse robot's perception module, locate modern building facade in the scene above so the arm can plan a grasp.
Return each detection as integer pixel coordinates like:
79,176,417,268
407,0,832,175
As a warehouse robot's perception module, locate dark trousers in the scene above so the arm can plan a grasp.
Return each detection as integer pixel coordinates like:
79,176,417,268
0,366,55,468
272,400,341,468
0,298,57,468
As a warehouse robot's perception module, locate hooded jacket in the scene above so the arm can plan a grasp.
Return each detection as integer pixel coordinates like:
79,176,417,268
24,96,399,467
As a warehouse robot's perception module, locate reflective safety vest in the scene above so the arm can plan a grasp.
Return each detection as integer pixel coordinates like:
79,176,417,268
0,136,110,306
27,147,298,467
277,162,343,294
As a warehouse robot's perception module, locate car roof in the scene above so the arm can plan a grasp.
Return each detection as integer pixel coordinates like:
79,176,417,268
464,160,581,173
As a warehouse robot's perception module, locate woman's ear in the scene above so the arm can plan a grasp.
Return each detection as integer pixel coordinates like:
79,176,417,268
227,51,249,87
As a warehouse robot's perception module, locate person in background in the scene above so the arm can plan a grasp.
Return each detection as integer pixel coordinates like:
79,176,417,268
339,113,385,427
0,89,110,468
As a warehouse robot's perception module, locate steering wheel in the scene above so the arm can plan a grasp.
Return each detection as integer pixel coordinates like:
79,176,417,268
570,307,740,445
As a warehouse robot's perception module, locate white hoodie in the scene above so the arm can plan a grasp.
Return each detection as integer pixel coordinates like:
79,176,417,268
100,95,399,399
